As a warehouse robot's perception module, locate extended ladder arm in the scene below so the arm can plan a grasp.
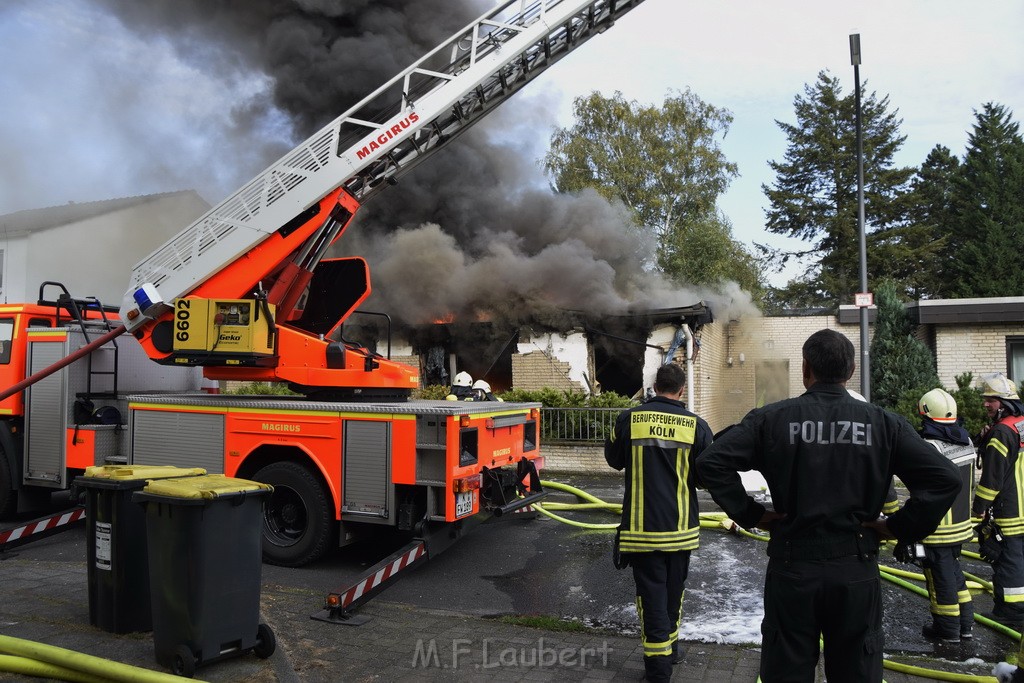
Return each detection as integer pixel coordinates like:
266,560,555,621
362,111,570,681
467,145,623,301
118,0,648,392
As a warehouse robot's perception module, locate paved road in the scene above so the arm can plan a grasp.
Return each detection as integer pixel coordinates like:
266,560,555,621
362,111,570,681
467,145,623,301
0,474,1015,681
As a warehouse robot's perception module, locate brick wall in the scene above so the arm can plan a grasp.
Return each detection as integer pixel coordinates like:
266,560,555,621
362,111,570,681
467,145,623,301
934,324,1022,389
539,443,609,474
699,315,872,432
512,351,583,392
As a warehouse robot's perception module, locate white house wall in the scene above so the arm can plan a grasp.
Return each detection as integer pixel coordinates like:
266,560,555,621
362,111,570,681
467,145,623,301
18,193,208,305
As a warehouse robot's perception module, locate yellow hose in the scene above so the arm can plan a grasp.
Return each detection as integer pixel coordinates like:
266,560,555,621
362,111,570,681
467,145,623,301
0,654,108,683
0,635,203,683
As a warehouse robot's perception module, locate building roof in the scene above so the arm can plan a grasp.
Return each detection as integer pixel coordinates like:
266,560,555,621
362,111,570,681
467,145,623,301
0,191,203,235
836,298,1024,325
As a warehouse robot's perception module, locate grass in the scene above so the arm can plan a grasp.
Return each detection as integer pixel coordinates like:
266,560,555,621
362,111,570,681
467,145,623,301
495,614,597,633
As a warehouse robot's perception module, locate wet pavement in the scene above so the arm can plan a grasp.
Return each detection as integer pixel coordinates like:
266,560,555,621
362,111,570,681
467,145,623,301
0,474,1017,681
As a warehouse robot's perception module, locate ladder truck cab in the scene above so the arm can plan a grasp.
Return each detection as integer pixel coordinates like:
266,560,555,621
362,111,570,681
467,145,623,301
0,283,202,519
1,0,649,567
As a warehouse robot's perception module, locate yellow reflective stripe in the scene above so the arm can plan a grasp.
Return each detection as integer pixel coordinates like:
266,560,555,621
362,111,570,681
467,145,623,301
1017,445,1024,524
958,590,972,604
621,529,701,539
882,500,900,514
924,519,974,545
1005,593,1024,604
677,447,685,532
989,438,1009,457
632,445,643,532
620,541,699,552
976,485,998,502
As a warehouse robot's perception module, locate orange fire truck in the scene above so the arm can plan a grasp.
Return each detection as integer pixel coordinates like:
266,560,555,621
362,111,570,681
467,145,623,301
0,0,649,568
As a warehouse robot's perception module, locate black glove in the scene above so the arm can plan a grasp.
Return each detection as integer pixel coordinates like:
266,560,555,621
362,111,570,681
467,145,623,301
975,517,1003,563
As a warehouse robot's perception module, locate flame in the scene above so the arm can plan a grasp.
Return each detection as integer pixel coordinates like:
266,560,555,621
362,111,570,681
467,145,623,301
433,313,456,324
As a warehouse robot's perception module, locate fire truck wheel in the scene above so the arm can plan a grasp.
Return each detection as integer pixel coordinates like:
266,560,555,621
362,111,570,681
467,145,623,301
254,461,333,567
0,453,15,519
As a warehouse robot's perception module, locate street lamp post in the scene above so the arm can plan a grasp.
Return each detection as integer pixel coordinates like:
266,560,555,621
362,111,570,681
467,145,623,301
850,33,870,401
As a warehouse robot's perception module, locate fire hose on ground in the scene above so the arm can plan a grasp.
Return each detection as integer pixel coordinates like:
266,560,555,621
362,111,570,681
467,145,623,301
0,634,204,683
532,479,1006,683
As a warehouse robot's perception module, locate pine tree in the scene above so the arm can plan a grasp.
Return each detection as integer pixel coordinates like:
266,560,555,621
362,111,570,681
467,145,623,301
869,280,939,411
872,145,959,298
763,71,914,308
944,103,1024,297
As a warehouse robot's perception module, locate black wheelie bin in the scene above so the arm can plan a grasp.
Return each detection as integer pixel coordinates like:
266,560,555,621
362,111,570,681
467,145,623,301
133,474,275,678
75,465,206,634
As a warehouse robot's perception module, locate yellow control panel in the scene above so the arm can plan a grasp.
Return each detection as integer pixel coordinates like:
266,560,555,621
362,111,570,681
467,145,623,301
172,298,275,356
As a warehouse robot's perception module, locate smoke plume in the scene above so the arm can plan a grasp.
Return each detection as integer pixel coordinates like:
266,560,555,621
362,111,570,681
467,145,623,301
87,0,759,332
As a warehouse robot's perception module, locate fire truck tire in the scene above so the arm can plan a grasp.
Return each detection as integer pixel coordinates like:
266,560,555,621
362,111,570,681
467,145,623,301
0,453,15,519
254,461,333,567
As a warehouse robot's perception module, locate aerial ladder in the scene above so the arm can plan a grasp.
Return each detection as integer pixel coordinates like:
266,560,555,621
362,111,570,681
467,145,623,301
0,0,652,570
116,0,651,399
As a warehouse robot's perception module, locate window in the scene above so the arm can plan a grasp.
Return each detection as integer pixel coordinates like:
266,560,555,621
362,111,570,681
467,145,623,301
1008,337,1024,385
0,318,13,365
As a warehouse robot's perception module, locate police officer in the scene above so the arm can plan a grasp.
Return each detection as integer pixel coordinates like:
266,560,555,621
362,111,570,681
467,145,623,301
973,373,1024,629
605,363,712,683
916,388,976,643
695,329,960,683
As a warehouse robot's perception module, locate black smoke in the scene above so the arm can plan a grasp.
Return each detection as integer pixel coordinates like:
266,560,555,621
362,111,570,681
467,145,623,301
88,0,754,336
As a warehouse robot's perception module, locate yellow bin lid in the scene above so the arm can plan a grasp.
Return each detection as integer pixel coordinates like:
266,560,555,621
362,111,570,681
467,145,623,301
82,465,207,481
142,474,273,499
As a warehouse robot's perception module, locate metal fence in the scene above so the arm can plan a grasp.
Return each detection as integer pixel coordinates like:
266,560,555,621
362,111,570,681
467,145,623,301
541,407,623,443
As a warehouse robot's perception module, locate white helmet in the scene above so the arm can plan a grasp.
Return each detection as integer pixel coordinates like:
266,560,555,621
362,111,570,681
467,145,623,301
472,379,492,393
453,371,473,388
919,388,957,423
980,373,1020,400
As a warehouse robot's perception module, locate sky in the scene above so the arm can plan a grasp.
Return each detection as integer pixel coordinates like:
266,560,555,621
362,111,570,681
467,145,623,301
1,0,1022,289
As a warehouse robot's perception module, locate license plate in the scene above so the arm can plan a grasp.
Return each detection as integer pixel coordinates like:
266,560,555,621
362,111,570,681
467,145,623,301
455,491,474,518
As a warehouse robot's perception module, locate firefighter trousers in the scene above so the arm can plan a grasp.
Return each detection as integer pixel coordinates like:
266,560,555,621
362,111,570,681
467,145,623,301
630,550,690,683
922,544,973,638
994,535,1024,620
760,554,882,683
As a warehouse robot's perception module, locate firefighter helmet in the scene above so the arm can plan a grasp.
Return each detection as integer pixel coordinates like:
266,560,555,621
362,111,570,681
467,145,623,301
452,371,473,388
472,379,492,394
979,373,1020,400
919,388,957,423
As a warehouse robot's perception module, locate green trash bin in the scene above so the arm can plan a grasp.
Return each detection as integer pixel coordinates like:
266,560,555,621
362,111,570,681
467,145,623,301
133,474,276,678
75,465,206,634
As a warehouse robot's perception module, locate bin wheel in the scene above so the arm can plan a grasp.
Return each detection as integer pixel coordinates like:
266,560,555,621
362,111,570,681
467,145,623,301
254,622,276,659
171,644,196,678
254,461,333,567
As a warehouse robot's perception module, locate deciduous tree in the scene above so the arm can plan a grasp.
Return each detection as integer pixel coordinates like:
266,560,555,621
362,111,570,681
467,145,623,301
544,90,763,297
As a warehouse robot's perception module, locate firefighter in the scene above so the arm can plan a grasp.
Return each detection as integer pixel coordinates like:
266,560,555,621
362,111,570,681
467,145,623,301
695,329,960,683
916,388,976,643
972,373,1024,629
604,363,712,683
445,371,474,401
471,379,502,402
